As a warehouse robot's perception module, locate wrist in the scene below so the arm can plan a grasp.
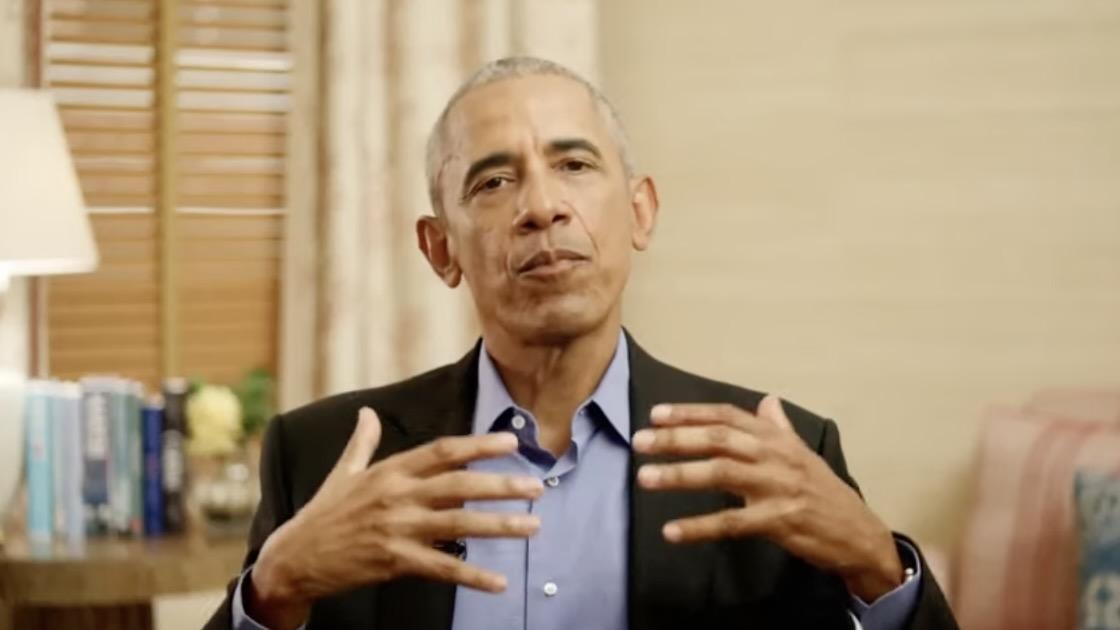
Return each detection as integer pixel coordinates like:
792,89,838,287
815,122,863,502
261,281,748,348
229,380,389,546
841,532,904,603
247,524,312,629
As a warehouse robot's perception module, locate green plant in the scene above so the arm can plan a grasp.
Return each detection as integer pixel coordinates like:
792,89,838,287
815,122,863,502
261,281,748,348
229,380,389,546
236,367,275,438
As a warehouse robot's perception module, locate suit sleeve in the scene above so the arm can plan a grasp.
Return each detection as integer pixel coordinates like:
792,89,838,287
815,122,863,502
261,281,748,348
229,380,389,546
817,419,960,630
204,415,296,630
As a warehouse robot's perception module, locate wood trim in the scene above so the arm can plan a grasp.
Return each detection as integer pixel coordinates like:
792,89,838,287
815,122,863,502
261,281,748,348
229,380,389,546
278,0,320,409
157,0,180,378
24,0,42,88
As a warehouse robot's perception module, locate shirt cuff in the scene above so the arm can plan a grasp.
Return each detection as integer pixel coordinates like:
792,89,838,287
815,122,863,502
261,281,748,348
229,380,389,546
848,538,922,630
232,565,306,630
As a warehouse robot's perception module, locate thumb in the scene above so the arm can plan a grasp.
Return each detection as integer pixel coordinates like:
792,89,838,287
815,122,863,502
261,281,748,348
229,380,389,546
757,394,793,432
337,407,382,475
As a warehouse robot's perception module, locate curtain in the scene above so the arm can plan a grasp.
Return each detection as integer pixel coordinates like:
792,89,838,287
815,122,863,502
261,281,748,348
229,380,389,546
280,0,599,409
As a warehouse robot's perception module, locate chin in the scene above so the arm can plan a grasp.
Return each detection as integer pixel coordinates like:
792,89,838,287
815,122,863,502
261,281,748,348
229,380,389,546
506,293,610,345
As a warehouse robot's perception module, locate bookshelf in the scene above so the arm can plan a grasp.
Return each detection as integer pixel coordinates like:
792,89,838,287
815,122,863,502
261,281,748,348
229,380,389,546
0,532,244,630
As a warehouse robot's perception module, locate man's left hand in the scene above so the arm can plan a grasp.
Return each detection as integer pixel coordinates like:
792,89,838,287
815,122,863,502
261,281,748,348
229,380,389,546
632,395,905,602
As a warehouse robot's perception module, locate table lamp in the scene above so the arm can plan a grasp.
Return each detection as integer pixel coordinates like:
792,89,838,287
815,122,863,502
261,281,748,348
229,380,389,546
0,88,99,544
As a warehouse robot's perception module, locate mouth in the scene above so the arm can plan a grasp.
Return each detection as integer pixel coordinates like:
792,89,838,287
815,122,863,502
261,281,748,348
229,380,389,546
516,249,590,278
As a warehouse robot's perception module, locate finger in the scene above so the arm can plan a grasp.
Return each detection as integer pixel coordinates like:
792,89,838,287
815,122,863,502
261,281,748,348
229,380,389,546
385,432,519,477
662,503,783,544
637,458,763,493
336,407,383,476
632,425,761,461
649,403,757,432
415,471,544,508
414,509,541,541
757,394,793,432
398,540,509,593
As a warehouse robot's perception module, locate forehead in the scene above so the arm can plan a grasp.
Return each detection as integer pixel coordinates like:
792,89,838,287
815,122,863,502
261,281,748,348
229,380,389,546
444,74,612,160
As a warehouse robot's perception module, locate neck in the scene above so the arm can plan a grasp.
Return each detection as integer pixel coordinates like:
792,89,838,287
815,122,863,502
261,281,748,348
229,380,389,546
482,314,622,455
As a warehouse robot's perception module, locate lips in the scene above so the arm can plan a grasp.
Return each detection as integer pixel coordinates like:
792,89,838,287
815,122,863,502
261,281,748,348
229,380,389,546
516,248,589,275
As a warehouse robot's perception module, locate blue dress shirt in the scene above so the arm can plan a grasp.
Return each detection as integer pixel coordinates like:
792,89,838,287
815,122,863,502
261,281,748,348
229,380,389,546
233,331,921,629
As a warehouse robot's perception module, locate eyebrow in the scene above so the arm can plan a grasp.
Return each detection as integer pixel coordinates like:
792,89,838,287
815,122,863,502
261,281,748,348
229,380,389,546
546,137,603,161
459,137,606,198
461,151,516,198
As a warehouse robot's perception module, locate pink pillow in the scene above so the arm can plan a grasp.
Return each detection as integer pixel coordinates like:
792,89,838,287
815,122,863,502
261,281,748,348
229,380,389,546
954,406,1120,630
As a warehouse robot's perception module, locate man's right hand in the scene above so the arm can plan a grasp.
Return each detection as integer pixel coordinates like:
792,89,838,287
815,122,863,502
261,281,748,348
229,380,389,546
245,407,543,630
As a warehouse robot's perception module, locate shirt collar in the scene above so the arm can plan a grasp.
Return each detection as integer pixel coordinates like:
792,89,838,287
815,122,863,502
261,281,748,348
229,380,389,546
472,330,631,443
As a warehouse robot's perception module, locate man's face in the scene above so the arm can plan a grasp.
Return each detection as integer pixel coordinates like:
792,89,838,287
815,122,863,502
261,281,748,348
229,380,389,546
425,75,656,344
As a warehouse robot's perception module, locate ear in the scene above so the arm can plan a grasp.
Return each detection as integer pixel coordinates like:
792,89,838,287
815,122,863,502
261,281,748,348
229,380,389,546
416,215,462,288
629,175,659,251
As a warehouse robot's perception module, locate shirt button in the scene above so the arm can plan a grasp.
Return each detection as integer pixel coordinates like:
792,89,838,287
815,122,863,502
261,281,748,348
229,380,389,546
542,581,558,597
545,476,559,488
511,415,526,430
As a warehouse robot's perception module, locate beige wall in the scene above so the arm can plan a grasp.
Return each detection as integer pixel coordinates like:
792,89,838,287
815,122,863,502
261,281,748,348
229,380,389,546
602,0,1120,549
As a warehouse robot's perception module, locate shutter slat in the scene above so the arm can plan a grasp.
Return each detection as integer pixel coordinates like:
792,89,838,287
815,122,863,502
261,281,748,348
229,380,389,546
50,19,156,44
62,107,154,130
180,4,286,28
178,155,282,175
178,132,284,154
50,0,154,21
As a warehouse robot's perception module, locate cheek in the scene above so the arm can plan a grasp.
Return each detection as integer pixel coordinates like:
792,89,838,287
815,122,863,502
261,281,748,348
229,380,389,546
583,187,634,260
456,221,510,283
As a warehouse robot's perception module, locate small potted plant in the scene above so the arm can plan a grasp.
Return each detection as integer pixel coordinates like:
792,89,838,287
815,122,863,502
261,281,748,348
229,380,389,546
187,383,254,537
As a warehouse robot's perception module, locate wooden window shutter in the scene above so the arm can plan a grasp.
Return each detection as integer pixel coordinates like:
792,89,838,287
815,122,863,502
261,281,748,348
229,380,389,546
41,0,291,388
43,0,162,387
174,0,289,385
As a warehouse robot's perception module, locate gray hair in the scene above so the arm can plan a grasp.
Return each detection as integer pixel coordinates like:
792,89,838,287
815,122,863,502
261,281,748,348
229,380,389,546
425,56,635,216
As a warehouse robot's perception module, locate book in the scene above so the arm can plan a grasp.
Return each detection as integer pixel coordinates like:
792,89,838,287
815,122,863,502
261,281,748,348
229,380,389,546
80,376,112,535
127,381,144,537
141,395,165,536
50,382,68,539
24,380,53,547
55,381,86,551
104,377,146,537
161,377,188,534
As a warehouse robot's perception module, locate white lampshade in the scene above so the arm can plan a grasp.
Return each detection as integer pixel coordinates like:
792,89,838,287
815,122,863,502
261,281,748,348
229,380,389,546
0,89,98,291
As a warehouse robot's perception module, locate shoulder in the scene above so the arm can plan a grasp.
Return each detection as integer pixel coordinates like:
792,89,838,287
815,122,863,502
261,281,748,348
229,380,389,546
265,355,474,504
630,341,837,454
280,360,465,439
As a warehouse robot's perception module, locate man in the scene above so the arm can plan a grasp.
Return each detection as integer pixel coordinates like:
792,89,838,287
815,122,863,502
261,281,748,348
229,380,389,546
206,57,958,630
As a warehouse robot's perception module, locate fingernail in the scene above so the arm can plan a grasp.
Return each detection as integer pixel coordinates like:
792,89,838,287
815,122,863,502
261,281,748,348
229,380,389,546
632,429,654,451
638,465,661,487
496,432,518,447
489,575,508,591
515,477,543,493
515,515,541,530
650,404,672,422
663,523,682,542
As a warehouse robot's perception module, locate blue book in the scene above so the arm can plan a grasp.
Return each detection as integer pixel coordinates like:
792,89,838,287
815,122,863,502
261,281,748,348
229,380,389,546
141,396,164,536
80,376,112,535
56,382,86,552
24,380,53,547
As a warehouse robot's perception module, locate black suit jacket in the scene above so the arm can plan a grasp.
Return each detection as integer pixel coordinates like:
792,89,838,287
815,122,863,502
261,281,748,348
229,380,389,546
205,333,958,630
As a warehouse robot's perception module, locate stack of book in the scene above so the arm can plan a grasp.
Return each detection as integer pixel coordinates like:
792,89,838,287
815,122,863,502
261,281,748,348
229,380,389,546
23,377,190,549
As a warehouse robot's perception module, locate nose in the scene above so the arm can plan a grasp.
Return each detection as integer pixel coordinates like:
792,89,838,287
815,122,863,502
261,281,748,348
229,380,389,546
513,165,571,233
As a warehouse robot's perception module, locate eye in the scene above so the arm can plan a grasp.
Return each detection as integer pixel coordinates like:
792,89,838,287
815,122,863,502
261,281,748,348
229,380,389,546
559,159,592,173
475,175,511,195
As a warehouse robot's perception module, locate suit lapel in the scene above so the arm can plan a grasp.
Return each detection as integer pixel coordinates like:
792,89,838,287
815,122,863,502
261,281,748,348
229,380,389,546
625,333,726,628
373,343,479,630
